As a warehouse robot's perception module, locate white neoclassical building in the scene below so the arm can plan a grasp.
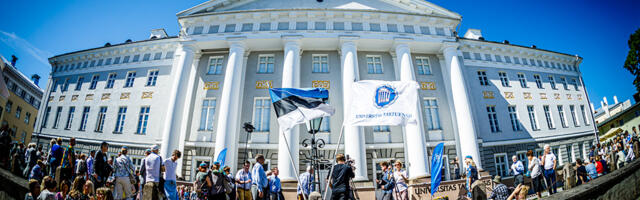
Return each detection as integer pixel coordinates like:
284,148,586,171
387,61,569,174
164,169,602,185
36,0,597,184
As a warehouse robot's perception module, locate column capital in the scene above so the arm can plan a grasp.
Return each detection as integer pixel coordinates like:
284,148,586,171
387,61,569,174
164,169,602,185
339,35,360,47
178,41,198,53
440,42,460,53
392,38,413,49
281,35,303,44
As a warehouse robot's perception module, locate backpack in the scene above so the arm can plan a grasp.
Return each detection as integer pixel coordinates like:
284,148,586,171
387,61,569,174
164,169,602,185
195,172,210,199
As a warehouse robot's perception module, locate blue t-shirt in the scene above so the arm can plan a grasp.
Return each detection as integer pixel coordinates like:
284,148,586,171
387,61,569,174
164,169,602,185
585,163,597,179
50,144,63,166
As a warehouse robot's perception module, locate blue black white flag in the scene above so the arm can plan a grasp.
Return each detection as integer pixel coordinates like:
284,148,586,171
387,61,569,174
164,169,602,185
346,80,419,126
269,88,335,132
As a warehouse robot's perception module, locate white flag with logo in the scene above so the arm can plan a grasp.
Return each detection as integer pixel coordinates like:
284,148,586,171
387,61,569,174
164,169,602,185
346,80,419,126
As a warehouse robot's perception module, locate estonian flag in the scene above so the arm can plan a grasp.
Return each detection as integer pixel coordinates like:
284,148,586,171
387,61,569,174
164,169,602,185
269,88,335,132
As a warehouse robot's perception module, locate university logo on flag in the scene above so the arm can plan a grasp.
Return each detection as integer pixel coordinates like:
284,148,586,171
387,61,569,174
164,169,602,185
347,80,419,126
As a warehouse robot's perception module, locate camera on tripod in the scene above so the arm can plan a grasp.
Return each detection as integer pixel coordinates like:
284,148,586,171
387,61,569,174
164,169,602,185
345,154,356,169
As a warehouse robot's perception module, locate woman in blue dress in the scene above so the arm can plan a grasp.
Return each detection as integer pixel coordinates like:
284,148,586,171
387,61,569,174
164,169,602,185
464,155,478,199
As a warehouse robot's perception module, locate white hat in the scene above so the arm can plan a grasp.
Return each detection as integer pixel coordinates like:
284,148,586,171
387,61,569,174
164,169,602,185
151,145,160,151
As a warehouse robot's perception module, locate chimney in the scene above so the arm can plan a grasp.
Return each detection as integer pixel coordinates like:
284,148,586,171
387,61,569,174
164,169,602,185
31,74,40,86
10,55,17,67
603,97,608,105
614,96,619,104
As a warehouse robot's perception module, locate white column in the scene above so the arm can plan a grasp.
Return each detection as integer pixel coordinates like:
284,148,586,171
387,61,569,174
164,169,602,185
160,43,196,159
395,43,429,179
214,40,246,171
278,37,301,182
175,53,201,177
441,42,482,169
340,38,368,181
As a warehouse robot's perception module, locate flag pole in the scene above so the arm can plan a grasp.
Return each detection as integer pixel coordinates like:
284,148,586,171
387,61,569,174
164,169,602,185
280,129,307,200
322,123,345,200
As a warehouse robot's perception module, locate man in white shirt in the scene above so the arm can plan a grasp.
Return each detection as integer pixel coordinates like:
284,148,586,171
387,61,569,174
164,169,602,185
236,161,252,200
541,144,557,195
527,150,543,198
164,150,181,200
510,155,524,186
143,145,164,200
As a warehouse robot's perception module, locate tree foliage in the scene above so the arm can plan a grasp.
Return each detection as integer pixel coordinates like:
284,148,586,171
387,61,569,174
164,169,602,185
624,28,640,92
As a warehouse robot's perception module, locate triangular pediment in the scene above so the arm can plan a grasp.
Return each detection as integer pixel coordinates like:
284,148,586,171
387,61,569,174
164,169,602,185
177,0,461,19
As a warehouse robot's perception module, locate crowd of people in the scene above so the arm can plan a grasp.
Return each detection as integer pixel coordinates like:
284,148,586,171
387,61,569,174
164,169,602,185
486,132,640,200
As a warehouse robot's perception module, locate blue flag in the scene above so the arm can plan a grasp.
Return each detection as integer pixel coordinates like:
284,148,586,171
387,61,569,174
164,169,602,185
216,148,227,166
430,143,445,196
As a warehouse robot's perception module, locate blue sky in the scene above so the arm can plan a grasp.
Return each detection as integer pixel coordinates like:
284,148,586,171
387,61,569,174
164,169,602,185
0,0,639,110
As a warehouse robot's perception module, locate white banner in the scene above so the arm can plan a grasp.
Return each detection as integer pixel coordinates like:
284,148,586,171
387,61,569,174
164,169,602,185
346,80,419,126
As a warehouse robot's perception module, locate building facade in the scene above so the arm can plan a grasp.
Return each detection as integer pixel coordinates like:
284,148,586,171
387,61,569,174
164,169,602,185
1,55,43,145
36,0,597,183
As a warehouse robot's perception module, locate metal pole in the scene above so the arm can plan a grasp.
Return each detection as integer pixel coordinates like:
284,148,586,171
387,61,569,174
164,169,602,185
280,128,306,200
244,130,251,163
323,124,345,200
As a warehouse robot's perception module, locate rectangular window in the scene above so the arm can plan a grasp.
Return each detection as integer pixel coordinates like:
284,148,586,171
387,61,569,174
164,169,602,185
277,22,289,30
114,107,127,133
333,22,344,30
572,78,579,90
79,107,90,131
351,22,363,31
570,105,580,127
517,73,527,88
75,77,84,91
527,106,539,131
153,52,162,60
462,52,471,59
207,56,224,75
513,57,521,64
224,24,236,32
95,107,107,132
315,22,326,30
498,72,510,87
24,112,30,124
473,53,481,60
65,107,75,130
146,70,159,86
495,55,502,62
387,24,398,32
320,116,330,132
477,71,489,86
208,25,219,34
89,75,99,90
534,74,543,89
253,98,271,132
124,71,136,87
537,60,543,67
199,99,216,131
296,22,308,30
241,23,253,32
581,105,591,125
522,58,529,65
113,57,120,64
105,58,112,65
106,73,116,89
366,55,383,74
435,27,445,35
15,106,21,119
258,23,271,31
415,57,432,75
136,107,150,134
373,125,390,132
487,106,500,133
142,53,151,61
529,59,536,66
62,78,70,92
494,154,509,177
96,59,103,66
165,51,174,59
558,105,568,128
192,26,203,34
41,107,51,128
544,105,555,129
484,54,492,61
403,25,414,33
508,106,521,131
419,26,430,34
5,100,12,113
122,55,130,63
549,76,556,89
369,23,381,32
423,98,441,130
53,107,62,129
257,55,275,74
504,56,512,63
560,77,568,90
312,55,329,73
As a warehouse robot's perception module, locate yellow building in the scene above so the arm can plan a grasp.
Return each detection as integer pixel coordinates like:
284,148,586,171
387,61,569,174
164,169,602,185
0,55,43,144
597,101,640,142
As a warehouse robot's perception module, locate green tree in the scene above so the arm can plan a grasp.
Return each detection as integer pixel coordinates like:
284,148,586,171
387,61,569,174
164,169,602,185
624,28,640,92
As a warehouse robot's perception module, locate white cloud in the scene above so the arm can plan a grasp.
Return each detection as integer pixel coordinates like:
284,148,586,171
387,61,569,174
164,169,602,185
0,30,53,66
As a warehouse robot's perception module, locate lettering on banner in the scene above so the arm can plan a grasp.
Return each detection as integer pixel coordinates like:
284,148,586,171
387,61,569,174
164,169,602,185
101,93,110,100
540,93,547,100
523,92,532,100
59,95,65,102
420,82,436,90
204,81,219,90
142,92,153,99
504,92,514,99
71,95,78,102
312,80,330,89
120,92,130,100
255,80,273,89
86,94,94,101
554,93,561,100
482,91,494,99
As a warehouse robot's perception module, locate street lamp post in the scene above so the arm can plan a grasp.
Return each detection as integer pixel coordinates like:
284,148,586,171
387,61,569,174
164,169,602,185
302,117,325,194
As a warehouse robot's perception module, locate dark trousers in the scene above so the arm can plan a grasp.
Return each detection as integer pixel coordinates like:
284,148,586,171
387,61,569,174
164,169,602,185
544,169,557,194
331,191,354,200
